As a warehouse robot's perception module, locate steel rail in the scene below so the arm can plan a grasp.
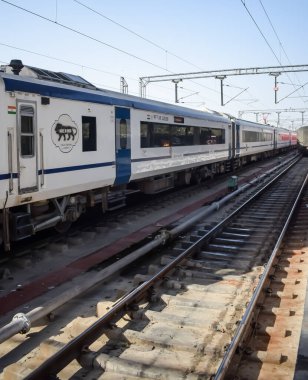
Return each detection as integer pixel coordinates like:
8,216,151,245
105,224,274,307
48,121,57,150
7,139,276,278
214,172,308,380
24,158,301,379
0,155,298,345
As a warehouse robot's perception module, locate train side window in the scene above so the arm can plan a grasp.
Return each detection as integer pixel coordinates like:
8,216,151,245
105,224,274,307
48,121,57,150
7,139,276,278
153,124,170,147
185,127,194,145
264,132,272,141
140,122,153,148
171,126,194,146
82,116,97,152
171,126,185,146
243,131,257,142
20,106,34,157
243,130,271,143
200,127,211,144
210,128,225,144
193,127,200,145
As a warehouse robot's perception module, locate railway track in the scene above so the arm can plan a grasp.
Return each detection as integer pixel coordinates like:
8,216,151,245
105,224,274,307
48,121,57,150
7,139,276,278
1,156,307,379
0,155,289,310
224,170,308,380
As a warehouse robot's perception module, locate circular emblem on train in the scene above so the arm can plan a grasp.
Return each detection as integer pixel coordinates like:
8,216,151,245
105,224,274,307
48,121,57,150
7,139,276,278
51,114,79,153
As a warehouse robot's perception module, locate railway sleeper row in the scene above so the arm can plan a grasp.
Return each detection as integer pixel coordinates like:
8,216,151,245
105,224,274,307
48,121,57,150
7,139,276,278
2,159,307,379
226,188,308,380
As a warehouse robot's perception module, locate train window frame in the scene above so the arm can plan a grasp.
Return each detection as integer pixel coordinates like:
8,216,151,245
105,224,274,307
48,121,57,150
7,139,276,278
140,121,226,148
263,132,273,141
82,116,97,152
200,126,225,145
208,127,225,144
140,122,153,148
20,106,35,158
243,130,260,143
242,130,273,143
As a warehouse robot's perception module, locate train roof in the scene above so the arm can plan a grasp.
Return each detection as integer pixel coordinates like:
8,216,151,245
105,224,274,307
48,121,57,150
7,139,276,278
234,118,295,132
233,118,273,128
297,125,308,130
0,62,229,124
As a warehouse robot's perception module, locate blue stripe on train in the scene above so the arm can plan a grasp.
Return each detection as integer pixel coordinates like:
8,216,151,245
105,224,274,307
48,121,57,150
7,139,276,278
39,161,115,175
0,173,18,180
0,162,115,181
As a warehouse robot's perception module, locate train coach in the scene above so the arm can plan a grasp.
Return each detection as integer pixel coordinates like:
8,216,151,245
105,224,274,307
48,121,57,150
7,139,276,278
297,125,308,155
0,60,297,250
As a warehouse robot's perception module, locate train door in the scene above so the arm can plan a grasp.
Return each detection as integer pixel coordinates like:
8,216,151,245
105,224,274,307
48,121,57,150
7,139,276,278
235,123,240,156
17,102,38,194
273,129,277,150
114,107,131,185
230,122,235,158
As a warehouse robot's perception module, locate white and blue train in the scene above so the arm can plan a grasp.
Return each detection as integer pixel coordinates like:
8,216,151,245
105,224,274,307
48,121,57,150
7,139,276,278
0,60,297,250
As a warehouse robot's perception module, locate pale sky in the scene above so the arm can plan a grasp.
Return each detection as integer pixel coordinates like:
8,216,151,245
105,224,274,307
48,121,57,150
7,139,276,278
1,0,307,129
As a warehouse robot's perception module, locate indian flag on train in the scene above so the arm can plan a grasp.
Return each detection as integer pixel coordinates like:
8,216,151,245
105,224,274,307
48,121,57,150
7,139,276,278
8,105,16,114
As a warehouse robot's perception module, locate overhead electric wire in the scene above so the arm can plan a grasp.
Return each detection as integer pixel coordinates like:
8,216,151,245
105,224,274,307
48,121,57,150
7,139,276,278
259,0,291,63
72,0,239,102
0,0,169,72
240,0,282,64
0,1,221,102
241,0,306,105
278,81,308,103
0,42,120,78
0,0,259,108
73,0,204,71
0,0,221,100
1,41,208,103
259,0,306,98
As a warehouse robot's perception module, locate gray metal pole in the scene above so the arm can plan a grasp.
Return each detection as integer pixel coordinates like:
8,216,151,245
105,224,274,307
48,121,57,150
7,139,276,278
220,78,224,106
